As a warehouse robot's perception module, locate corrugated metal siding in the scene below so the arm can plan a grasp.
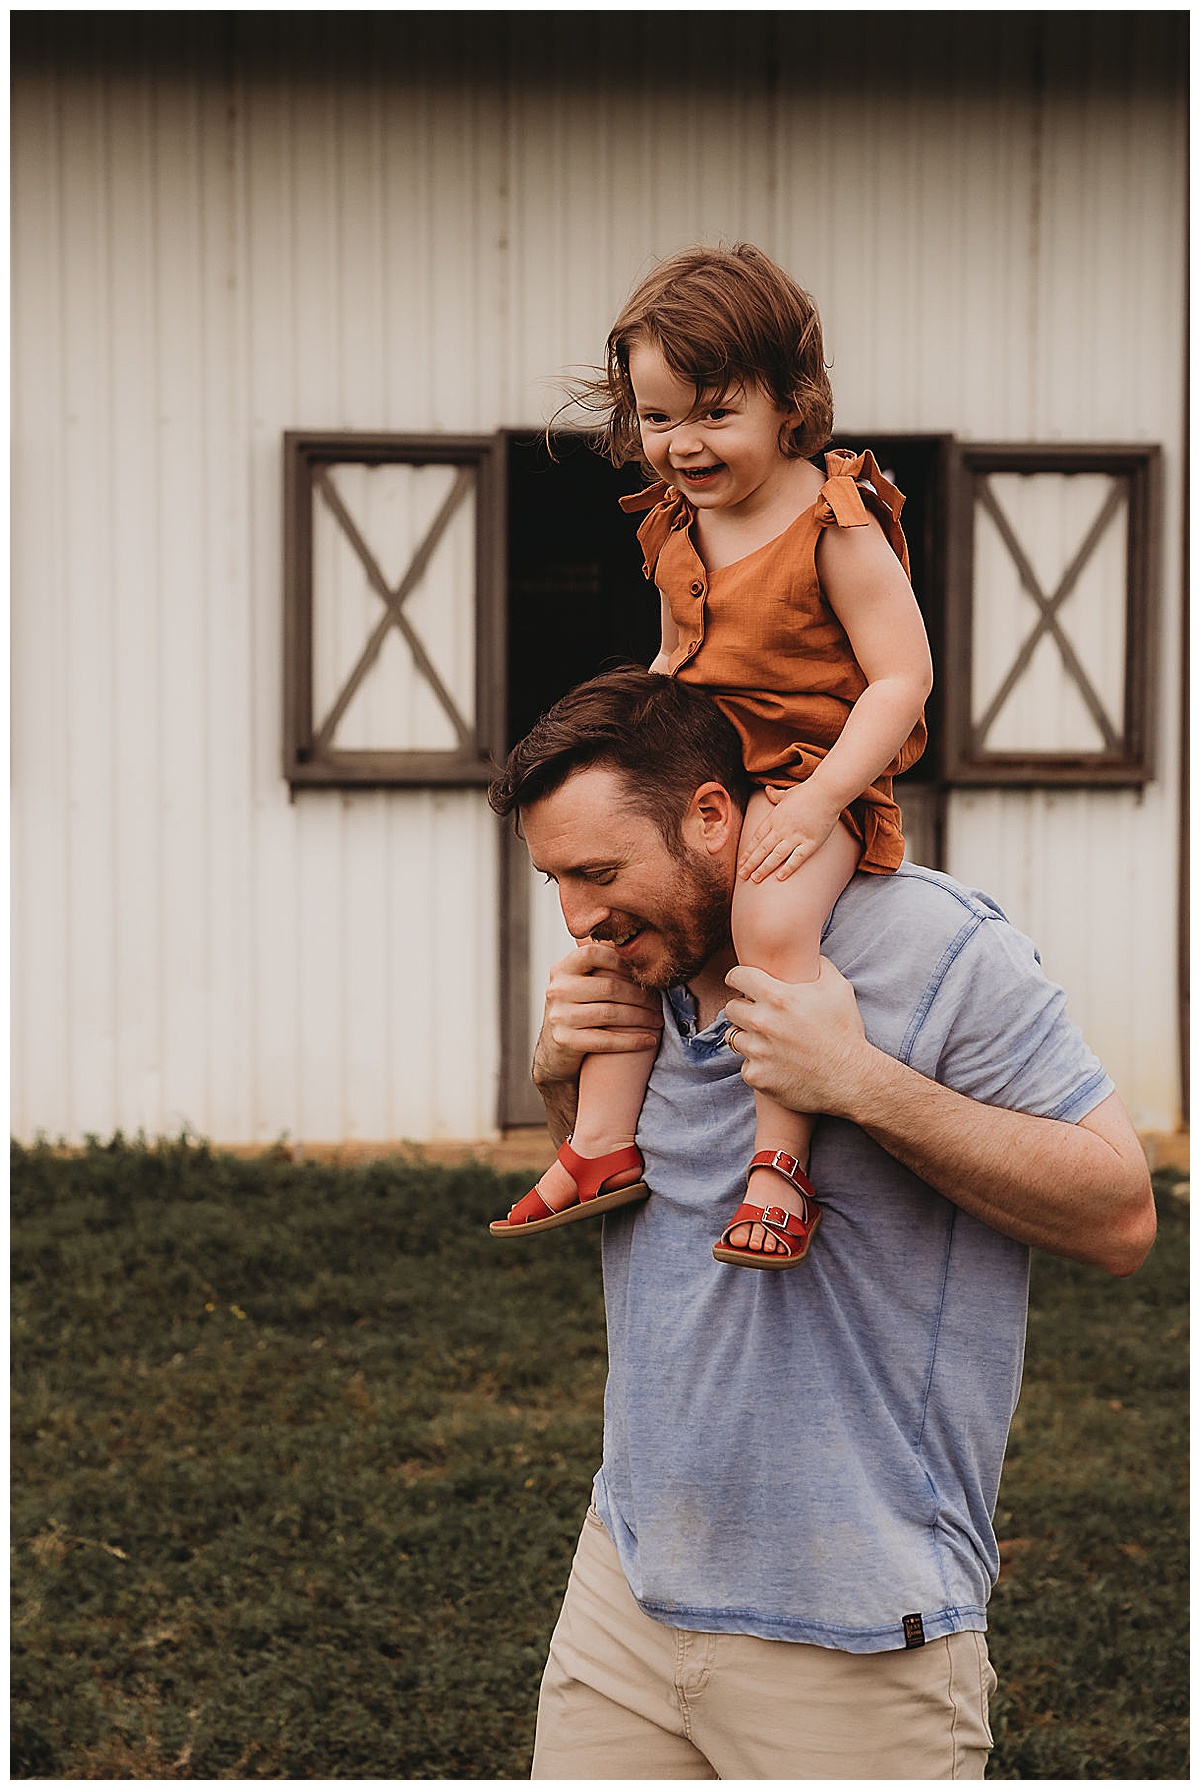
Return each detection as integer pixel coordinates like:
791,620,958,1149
12,13,1186,1142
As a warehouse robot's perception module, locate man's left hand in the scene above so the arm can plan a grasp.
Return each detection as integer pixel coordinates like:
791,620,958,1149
724,958,875,1117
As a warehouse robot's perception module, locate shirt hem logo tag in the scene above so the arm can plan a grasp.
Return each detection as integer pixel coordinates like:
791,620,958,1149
902,1612,926,1648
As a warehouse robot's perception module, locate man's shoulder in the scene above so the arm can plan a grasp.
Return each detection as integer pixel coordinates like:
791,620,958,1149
827,862,1012,950
823,862,1040,1059
826,863,1109,1111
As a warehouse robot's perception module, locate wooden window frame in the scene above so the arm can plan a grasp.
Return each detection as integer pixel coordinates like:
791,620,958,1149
944,443,1161,787
283,431,507,788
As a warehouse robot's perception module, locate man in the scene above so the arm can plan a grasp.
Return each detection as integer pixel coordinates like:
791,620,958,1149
489,666,1155,1780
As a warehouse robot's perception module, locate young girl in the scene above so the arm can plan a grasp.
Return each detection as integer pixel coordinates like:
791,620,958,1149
492,242,932,1269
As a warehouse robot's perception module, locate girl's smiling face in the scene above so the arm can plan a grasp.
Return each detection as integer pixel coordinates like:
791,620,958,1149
628,339,804,517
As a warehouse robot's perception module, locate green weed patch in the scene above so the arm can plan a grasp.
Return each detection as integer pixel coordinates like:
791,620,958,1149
10,1138,1188,1777
986,1176,1189,1778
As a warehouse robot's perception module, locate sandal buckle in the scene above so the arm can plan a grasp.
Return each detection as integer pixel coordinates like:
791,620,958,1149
767,1150,798,1178
759,1205,791,1229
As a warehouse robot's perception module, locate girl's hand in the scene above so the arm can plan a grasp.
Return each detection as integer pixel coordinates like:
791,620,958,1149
738,783,842,882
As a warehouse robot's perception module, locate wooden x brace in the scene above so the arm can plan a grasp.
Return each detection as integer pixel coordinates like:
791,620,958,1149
311,464,475,755
972,476,1125,755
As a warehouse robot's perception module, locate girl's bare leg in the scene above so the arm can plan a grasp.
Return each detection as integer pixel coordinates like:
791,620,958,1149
532,1043,657,1212
726,802,862,1256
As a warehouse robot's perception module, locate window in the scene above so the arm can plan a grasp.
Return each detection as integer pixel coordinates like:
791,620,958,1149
945,445,1160,785
283,433,505,786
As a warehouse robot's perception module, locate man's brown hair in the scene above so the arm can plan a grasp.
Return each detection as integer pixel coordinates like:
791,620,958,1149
568,242,834,471
488,666,752,856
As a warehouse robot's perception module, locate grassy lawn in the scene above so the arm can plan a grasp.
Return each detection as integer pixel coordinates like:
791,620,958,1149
10,1137,1188,1779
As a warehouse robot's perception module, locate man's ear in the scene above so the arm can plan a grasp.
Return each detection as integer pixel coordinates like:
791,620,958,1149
685,782,741,856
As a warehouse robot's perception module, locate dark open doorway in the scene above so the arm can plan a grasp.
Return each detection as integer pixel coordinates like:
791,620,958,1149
505,431,658,748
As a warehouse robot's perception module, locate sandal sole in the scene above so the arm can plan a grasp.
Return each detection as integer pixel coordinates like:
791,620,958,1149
711,1209,821,1271
489,1179,649,1237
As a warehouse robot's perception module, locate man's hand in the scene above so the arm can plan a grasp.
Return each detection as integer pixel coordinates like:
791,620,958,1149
737,783,842,883
533,942,663,1147
724,958,872,1114
533,942,663,1090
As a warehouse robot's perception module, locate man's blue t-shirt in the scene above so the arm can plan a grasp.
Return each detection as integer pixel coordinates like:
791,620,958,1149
593,865,1113,1653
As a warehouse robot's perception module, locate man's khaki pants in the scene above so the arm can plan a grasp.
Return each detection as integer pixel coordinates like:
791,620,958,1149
532,1507,996,1780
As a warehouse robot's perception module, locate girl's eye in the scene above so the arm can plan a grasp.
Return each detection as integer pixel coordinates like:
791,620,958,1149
706,407,731,421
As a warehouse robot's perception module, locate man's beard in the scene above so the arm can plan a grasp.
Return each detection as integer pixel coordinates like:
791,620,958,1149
593,850,732,993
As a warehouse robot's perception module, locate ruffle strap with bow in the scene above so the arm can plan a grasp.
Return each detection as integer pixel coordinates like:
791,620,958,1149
814,448,906,550
618,481,691,579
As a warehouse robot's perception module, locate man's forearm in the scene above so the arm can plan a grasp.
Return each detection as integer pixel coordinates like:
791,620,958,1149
532,1059,578,1150
537,1082,577,1150
726,959,1156,1278
844,1048,1155,1276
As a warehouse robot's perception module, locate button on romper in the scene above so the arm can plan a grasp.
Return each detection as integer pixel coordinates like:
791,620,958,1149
621,449,927,872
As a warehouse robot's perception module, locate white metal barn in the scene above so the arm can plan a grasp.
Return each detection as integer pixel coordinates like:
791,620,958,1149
11,13,1188,1153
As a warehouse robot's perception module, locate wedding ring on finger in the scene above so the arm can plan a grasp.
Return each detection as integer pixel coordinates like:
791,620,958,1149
725,1025,744,1054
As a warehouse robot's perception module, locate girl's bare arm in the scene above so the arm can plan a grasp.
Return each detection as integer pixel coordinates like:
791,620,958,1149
739,518,933,881
648,589,680,675
805,516,933,814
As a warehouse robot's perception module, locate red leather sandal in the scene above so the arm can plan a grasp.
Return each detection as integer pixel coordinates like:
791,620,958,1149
711,1149,822,1270
489,1140,648,1237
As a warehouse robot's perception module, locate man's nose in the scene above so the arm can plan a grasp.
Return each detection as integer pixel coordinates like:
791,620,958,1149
558,888,609,942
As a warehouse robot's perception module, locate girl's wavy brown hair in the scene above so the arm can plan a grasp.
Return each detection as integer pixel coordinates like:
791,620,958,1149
567,242,834,471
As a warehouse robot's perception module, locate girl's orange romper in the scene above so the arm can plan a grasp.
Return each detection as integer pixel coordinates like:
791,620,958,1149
621,448,927,872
